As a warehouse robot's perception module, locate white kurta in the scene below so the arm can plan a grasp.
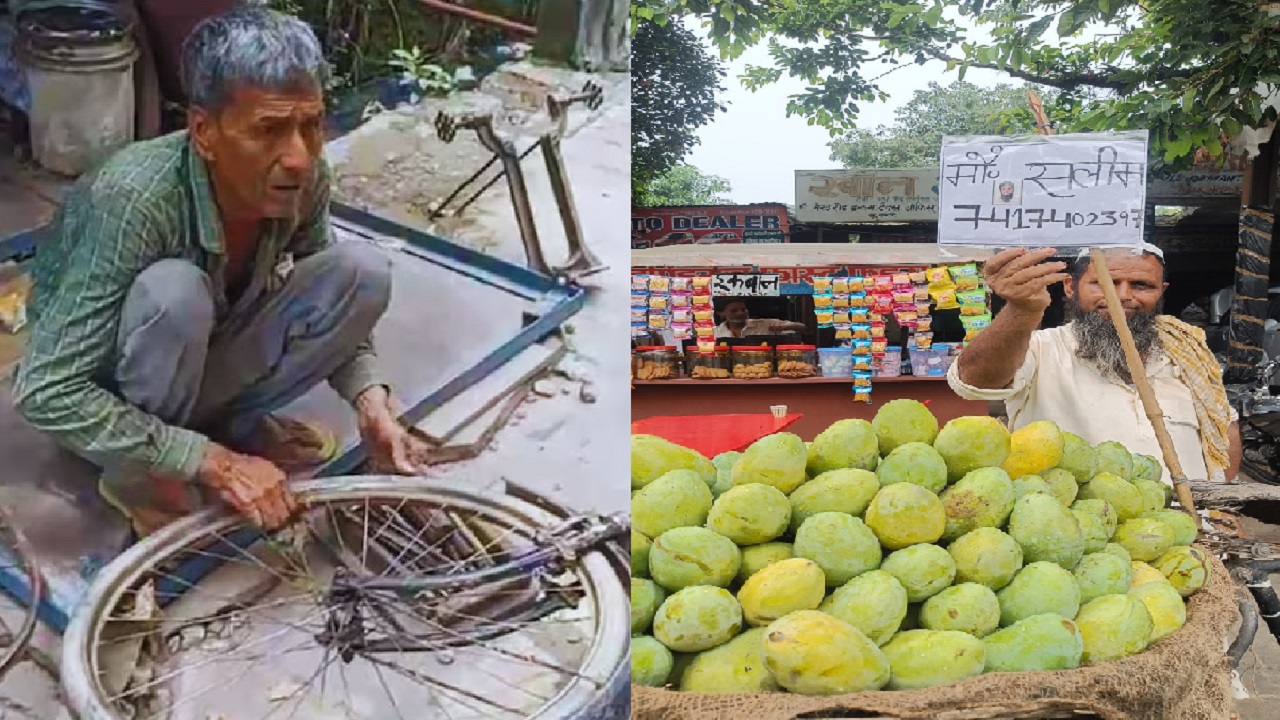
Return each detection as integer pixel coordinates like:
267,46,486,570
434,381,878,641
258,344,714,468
946,324,1235,486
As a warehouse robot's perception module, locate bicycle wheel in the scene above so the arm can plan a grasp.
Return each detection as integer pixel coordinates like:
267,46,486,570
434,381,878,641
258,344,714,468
0,506,42,679
61,476,630,720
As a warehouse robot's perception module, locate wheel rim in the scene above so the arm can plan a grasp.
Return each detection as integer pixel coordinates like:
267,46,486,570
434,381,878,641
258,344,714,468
61,477,629,720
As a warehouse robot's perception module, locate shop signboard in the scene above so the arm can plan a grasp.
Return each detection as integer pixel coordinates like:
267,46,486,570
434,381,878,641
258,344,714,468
630,204,790,249
712,273,780,296
936,131,1149,247
795,168,939,223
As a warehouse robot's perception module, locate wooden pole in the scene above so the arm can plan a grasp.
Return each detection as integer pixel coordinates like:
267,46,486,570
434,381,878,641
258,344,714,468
1024,92,1201,526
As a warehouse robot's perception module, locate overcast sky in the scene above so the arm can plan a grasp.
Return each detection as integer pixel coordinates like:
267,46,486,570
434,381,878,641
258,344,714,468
684,24,1015,206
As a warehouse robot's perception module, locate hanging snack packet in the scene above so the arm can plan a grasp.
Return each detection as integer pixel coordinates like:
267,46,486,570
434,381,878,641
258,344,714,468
961,313,993,340
849,292,868,308
631,307,647,324
909,271,928,285
873,275,894,292
833,294,850,309
813,294,834,309
894,309,918,327
672,307,691,323
915,331,934,350
833,277,849,294
853,370,874,388
670,292,692,308
694,309,715,323
833,310,851,325
692,275,712,291
671,321,692,340
871,337,888,354
833,322,852,339
853,354,873,371
852,338,873,355
812,277,833,294
850,308,870,324
697,340,717,353
915,286,931,302
849,276,866,293
950,263,982,292
632,275,650,292
649,276,670,293
816,310,835,327
931,287,959,310
916,315,933,332
871,294,894,315
893,286,915,305
670,277,691,293
853,386,873,404
853,323,872,340
926,266,953,289
958,289,989,316
892,273,911,286
632,292,649,306
648,314,668,329
870,320,887,338
695,327,715,340
648,295,668,311
692,294,712,307
915,299,933,315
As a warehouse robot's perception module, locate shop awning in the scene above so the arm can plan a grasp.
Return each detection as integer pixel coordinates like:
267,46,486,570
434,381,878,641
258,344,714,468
631,243,995,269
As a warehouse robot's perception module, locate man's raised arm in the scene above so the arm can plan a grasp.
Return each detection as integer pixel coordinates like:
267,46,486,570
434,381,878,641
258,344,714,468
955,247,1070,390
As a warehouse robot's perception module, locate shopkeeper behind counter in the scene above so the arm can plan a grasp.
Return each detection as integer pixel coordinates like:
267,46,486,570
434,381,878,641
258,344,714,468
716,298,806,339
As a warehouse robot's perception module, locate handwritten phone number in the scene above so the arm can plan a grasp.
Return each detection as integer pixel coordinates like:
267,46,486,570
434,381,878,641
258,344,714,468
951,205,1143,232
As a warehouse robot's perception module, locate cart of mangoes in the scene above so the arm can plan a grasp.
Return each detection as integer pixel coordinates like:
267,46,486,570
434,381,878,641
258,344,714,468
630,400,1216,702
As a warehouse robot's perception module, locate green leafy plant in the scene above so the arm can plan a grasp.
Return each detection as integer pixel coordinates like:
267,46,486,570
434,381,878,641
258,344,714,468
388,46,456,96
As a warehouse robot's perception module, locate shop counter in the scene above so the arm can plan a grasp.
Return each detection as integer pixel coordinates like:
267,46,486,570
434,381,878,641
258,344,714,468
631,375,990,441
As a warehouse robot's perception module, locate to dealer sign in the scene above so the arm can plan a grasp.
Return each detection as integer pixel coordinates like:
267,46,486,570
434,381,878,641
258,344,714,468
631,204,790,249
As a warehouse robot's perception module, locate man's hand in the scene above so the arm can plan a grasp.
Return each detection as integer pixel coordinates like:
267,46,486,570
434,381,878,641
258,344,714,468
985,247,1071,315
196,443,297,529
355,385,432,474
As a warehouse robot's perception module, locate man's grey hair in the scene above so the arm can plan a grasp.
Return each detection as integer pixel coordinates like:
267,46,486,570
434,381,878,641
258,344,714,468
181,6,329,111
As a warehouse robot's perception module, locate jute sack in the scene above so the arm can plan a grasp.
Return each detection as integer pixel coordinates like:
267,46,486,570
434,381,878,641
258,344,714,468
633,552,1238,720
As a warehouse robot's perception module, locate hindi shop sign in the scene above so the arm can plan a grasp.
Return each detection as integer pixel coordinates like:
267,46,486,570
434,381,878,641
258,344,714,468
631,204,790,249
795,168,940,223
712,273,780,297
936,131,1149,248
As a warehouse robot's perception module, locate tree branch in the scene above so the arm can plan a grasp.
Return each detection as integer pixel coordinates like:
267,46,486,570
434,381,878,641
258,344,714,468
921,47,1194,90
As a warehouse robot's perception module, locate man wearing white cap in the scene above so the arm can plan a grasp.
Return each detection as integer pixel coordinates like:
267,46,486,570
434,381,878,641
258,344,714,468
949,244,1241,485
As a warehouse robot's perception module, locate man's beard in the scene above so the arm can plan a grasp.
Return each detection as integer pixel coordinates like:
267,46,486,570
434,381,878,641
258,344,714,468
1069,299,1163,384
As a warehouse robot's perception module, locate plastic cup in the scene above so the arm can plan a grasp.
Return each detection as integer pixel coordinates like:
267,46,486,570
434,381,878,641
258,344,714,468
770,405,787,419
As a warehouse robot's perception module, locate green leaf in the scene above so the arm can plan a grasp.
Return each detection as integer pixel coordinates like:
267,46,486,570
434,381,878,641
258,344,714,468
1182,87,1196,109
1026,15,1052,40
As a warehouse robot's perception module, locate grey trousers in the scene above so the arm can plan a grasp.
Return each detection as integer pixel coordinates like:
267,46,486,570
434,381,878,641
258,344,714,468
102,241,392,511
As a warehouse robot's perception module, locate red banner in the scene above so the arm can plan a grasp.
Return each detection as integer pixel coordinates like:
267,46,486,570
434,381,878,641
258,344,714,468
631,204,791,249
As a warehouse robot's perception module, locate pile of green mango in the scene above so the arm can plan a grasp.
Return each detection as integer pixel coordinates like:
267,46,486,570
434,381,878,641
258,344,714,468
631,401,1210,695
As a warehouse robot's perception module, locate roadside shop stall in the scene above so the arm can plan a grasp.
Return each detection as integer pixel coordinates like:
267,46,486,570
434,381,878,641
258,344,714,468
631,242,996,440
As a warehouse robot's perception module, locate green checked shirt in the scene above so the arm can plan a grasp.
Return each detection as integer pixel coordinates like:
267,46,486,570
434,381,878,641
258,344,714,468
12,131,383,482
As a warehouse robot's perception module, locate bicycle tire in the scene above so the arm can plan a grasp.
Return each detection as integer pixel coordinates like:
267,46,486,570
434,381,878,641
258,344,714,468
60,476,631,720
0,507,42,680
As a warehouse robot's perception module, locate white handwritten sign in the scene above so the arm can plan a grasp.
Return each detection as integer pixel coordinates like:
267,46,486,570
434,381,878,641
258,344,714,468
795,168,939,223
937,131,1148,247
713,274,780,297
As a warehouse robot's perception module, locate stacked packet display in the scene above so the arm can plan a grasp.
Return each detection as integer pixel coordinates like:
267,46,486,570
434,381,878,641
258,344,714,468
645,275,672,339
631,275,651,339
692,276,717,353
668,277,693,343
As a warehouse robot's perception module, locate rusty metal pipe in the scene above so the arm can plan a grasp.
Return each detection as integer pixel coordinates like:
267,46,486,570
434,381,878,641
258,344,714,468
415,0,536,37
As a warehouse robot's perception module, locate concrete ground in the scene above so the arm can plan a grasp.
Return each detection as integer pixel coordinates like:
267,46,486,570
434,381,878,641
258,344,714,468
0,74,630,716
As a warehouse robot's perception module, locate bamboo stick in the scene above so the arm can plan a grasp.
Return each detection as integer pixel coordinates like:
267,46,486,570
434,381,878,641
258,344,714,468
1089,248,1201,527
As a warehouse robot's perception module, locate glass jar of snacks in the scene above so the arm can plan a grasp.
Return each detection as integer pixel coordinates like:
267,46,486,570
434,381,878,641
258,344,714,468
731,346,774,379
634,346,680,380
689,345,732,379
774,344,819,379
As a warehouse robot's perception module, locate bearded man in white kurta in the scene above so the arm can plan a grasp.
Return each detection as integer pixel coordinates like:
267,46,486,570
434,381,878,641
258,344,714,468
948,244,1240,486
